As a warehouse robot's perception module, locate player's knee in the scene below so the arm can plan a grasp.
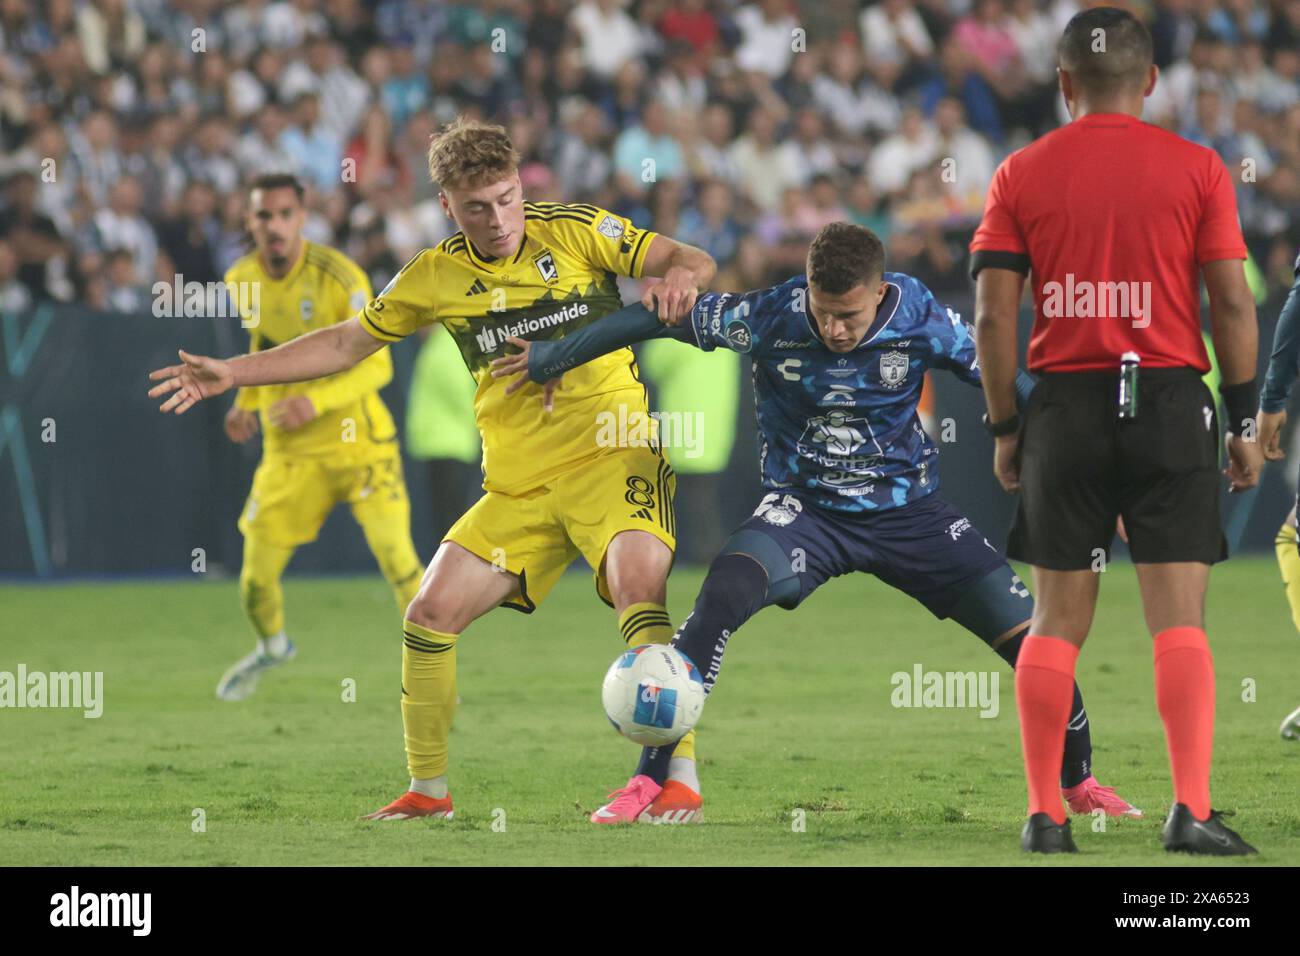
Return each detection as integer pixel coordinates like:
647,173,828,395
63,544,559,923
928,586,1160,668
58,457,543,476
698,552,769,621
604,532,672,606
404,582,467,634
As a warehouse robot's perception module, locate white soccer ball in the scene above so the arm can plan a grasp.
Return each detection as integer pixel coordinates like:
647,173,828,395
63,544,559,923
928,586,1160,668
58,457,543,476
602,644,706,747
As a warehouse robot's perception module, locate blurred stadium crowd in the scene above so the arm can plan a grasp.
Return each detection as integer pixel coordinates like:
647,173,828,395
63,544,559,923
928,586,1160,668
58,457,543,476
0,0,1297,315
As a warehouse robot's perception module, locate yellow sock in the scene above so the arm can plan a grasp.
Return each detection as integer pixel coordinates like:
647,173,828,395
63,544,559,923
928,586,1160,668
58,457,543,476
239,537,295,638
401,620,458,780
1276,521,1300,633
618,602,696,763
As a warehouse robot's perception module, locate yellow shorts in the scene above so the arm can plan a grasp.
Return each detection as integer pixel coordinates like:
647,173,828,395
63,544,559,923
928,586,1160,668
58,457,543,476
239,445,410,549
445,444,676,611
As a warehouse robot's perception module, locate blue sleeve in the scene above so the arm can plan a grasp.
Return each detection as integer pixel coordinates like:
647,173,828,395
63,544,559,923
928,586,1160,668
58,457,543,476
925,292,981,388
526,303,688,382
925,288,1035,411
1261,262,1300,414
687,280,795,356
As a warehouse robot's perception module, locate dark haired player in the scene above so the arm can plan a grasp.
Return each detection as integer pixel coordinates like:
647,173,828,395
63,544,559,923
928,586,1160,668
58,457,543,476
971,8,1260,854
492,222,1139,825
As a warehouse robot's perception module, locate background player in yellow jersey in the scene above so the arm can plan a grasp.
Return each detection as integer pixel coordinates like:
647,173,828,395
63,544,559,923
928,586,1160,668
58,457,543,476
149,119,716,822
214,173,423,702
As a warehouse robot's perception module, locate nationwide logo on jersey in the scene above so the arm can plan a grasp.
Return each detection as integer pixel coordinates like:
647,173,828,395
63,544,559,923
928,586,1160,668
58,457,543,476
879,350,909,389
299,298,314,322
533,250,559,285
465,278,488,296
725,318,752,353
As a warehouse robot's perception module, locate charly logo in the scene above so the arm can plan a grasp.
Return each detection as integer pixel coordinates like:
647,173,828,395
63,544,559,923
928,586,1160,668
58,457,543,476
879,350,909,389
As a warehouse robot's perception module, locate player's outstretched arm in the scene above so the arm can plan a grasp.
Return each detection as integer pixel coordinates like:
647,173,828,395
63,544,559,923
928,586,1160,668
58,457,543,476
148,316,384,415
489,303,685,396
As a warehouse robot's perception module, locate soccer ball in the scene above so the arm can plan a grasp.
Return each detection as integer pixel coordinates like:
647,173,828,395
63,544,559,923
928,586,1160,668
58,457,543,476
601,644,706,747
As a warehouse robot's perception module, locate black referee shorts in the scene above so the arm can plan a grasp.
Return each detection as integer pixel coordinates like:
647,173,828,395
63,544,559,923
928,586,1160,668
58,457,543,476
1007,367,1227,570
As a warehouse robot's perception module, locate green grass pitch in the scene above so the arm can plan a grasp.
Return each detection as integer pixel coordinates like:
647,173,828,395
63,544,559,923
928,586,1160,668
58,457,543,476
2,557,1298,866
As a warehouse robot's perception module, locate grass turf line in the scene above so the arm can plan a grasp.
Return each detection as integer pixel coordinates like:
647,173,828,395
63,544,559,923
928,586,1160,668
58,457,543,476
1,558,1297,865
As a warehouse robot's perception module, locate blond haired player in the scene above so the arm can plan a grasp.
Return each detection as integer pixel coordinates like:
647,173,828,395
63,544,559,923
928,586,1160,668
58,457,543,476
150,119,717,822
215,173,423,701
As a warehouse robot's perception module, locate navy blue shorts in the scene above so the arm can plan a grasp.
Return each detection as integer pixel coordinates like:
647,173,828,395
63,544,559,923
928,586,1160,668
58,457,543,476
725,491,1008,619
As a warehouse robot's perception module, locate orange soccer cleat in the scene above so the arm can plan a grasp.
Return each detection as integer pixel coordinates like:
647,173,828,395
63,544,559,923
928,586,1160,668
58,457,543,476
361,790,454,821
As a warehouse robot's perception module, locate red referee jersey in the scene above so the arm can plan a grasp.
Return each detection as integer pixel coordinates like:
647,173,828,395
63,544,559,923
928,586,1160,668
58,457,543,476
969,113,1247,373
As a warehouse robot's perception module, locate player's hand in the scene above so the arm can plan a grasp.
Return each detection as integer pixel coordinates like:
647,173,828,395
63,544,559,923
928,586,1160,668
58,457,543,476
993,433,1020,493
1224,432,1263,493
490,335,533,395
1116,515,1128,544
268,395,317,430
224,407,259,444
641,269,698,326
148,349,235,414
1258,409,1287,462
490,335,560,411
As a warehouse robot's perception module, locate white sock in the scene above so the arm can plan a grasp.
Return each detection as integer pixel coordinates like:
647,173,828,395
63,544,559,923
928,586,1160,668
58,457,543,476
258,632,289,657
410,775,448,799
667,757,700,793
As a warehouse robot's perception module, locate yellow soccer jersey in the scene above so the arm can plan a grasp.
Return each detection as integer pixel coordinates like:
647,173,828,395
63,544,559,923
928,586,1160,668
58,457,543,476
226,242,398,457
359,202,658,495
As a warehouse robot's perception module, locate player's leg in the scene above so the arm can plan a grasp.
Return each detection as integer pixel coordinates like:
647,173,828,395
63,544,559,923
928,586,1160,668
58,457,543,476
218,535,299,701
947,563,1141,818
345,451,424,609
1120,372,1253,854
590,492,837,823
219,456,333,701
557,446,691,818
1135,561,1254,853
1274,505,1300,740
998,371,1120,852
364,489,577,821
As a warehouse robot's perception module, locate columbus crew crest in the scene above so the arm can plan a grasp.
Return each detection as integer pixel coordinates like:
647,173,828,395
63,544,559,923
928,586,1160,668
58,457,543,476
879,350,909,389
533,250,559,284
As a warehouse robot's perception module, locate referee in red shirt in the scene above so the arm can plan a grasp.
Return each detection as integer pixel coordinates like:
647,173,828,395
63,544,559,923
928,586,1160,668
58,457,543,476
971,7,1262,855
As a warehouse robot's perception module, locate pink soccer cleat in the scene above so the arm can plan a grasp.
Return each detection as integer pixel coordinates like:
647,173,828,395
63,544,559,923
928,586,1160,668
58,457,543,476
1063,775,1143,818
589,774,662,824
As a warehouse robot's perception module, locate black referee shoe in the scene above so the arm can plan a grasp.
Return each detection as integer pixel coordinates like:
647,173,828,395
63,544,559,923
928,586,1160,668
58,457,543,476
1021,812,1077,853
1162,804,1257,856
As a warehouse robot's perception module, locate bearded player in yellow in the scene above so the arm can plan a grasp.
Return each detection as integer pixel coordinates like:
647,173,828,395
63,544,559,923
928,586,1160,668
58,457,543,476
150,118,717,823
214,173,424,702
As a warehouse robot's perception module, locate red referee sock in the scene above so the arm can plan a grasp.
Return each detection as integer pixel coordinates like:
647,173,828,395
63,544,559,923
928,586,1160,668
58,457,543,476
1153,627,1215,821
1016,635,1079,825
